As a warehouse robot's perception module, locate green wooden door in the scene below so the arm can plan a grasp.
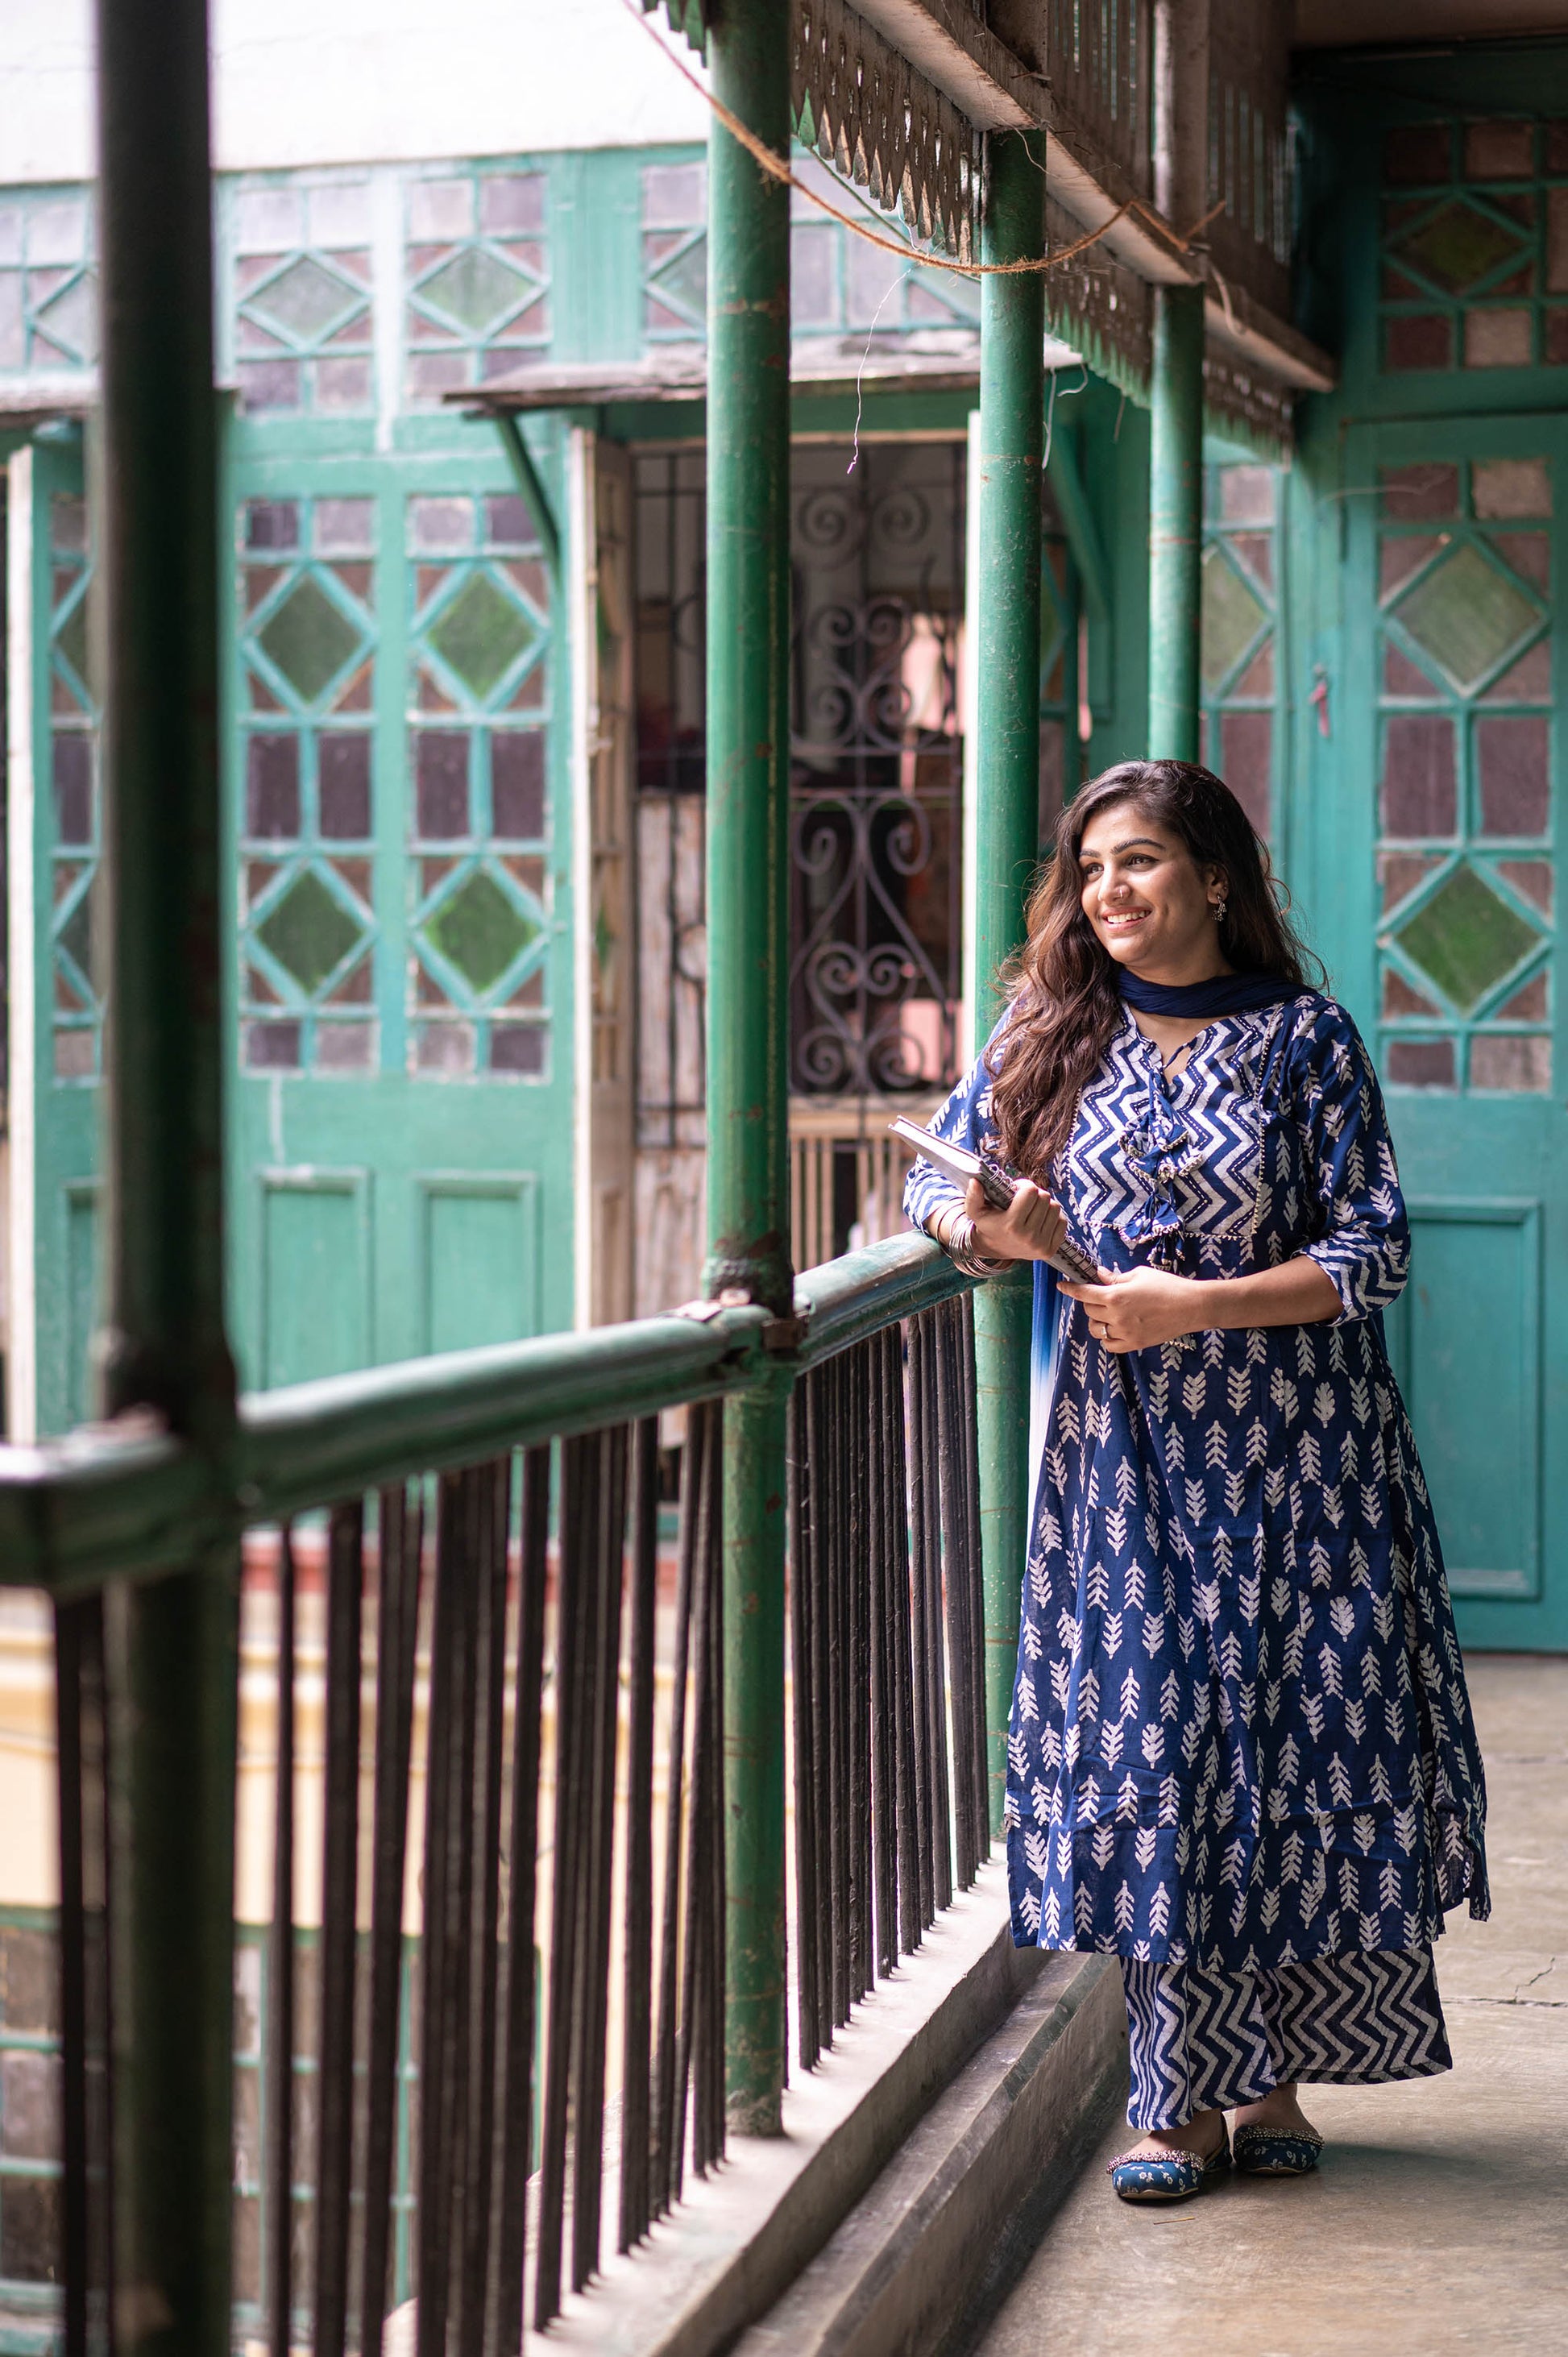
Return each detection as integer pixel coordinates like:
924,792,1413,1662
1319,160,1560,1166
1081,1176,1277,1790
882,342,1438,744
15,423,574,1433
1321,415,1568,1650
223,441,572,1391
10,429,104,1438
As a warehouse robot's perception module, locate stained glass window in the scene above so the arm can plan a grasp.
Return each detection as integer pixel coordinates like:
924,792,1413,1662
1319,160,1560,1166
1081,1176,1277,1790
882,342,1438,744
1200,464,1278,837
1376,455,1553,1091
48,495,101,1083
1380,120,1568,376
238,497,379,1072
0,190,97,373
404,169,550,402
230,178,375,415
406,495,550,1079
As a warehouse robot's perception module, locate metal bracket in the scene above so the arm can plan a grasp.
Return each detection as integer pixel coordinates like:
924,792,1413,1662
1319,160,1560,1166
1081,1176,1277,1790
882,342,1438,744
490,409,561,580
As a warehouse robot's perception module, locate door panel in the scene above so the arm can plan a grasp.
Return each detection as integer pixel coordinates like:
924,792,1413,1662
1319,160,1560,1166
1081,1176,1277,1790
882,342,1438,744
419,1175,540,1354
225,438,575,1393
259,1173,371,1388
10,432,102,1438
63,1183,99,1431
1329,417,1568,1648
1385,1200,1541,1600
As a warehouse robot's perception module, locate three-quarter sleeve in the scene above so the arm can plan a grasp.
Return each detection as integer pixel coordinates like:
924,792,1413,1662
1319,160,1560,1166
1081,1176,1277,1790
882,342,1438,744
1290,998,1411,1322
902,1015,1011,1237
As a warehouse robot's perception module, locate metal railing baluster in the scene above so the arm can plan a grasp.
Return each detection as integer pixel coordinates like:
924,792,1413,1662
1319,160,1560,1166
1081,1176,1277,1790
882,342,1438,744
619,1417,660,2251
459,1461,511,2347
534,1442,589,2324
572,1427,628,2289
958,1295,990,1878
314,1500,364,2357
652,1407,701,2222
363,1485,424,2357
786,1386,822,2073
492,1444,550,2355
264,1534,295,2357
57,1595,110,2357
418,1475,473,2357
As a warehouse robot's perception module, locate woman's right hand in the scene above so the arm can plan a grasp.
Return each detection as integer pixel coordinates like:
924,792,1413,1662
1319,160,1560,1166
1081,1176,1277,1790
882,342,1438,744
963,1176,1070,1265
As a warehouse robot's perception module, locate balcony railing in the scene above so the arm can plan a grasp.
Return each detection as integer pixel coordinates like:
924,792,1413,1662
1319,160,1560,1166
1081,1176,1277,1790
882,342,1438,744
30,1232,989,2346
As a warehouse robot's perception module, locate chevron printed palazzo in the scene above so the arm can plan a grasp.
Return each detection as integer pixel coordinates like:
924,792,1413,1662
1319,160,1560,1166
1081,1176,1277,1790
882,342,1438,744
1122,1947,1453,2127
906,993,1489,2116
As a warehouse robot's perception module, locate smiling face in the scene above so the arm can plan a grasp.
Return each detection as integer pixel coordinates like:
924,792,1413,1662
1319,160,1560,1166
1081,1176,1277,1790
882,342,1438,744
1076,798,1230,984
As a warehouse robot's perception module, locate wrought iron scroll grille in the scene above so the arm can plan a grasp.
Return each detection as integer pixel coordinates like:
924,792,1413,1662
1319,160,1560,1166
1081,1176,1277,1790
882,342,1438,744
633,440,968,1129
790,442,967,1101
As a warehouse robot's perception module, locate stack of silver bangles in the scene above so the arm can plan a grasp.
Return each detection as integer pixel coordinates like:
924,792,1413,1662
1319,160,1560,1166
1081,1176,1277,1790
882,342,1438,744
940,1214,1011,1280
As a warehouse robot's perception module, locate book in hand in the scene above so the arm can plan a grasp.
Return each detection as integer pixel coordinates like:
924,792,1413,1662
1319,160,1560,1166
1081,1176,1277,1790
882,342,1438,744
887,1118,1098,1284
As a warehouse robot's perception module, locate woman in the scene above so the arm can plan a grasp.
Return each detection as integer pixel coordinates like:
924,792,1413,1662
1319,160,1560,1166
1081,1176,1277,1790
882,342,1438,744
906,761,1488,2201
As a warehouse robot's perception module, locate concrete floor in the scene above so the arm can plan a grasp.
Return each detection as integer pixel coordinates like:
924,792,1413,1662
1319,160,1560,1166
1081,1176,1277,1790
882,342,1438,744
972,1654,1568,2357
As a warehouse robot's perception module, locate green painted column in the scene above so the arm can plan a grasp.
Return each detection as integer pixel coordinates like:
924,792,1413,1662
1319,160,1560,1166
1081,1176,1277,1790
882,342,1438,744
1148,282,1205,761
704,0,791,2134
973,129,1046,1836
93,0,239,2351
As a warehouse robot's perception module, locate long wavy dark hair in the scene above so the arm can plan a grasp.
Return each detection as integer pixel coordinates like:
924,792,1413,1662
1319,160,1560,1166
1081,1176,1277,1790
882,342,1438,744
988,760,1324,1177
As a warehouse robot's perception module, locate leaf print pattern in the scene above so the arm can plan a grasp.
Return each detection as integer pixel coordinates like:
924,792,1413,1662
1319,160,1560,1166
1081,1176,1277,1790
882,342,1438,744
906,993,1490,1974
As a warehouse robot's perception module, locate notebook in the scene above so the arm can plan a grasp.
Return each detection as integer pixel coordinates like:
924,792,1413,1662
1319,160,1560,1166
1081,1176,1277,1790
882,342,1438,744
888,1117,1097,1284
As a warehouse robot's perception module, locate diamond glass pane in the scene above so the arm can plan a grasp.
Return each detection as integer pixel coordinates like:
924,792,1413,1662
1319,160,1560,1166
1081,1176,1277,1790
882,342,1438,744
58,890,93,986
420,248,529,332
427,575,533,698
650,237,707,320
258,576,361,703
251,255,359,339
1394,200,1521,293
256,869,364,994
1392,861,1541,1010
1200,550,1266,687
1395,544,1537,688
56,598,91,692
424,870,537,993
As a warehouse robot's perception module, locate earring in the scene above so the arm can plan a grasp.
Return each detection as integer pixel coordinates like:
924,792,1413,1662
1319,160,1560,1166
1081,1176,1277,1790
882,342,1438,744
1213,894,1228,924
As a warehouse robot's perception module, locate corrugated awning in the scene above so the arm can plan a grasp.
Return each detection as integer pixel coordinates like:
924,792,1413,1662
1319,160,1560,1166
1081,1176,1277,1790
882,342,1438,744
448,330,1083,413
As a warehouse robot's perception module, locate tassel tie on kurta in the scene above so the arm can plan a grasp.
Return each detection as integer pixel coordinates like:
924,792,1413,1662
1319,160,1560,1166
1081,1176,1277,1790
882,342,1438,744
1116,1064,1200,1260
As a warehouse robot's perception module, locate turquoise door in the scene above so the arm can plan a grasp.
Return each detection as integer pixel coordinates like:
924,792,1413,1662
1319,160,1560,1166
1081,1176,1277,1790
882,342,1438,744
10,429,103,1435
224,441,573,1391
13,421,574,1433
1321,417,1568,1649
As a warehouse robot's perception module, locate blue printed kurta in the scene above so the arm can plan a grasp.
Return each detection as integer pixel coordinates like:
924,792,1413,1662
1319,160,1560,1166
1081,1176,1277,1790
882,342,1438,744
905,993,1489,1975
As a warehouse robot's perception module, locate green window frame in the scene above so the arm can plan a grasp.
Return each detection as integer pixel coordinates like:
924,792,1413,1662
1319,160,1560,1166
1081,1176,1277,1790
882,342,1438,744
1374,454,1554,1093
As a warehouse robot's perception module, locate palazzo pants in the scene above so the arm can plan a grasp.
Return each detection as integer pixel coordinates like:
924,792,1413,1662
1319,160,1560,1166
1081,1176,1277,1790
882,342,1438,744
1121,1948,1454,2130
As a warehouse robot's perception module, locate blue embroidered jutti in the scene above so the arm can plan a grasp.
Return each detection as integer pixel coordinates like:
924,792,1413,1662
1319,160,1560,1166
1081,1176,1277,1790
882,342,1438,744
906,993,1489,2125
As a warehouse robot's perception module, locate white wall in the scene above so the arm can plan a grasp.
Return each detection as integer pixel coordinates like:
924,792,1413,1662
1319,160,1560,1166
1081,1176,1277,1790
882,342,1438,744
0,0,708,185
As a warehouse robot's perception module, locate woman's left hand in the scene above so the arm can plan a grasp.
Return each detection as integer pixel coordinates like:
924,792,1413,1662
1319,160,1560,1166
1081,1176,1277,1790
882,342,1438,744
1060,1265,1208,1353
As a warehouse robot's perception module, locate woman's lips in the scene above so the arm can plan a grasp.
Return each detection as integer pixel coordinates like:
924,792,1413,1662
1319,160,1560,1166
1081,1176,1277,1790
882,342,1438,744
1099,907,1151,932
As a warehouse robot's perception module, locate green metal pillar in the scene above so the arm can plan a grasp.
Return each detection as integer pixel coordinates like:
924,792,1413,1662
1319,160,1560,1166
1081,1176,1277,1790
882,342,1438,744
973,128,1046,1836
704,0,791,2134
93,0,239,2350
1147,282,1205,761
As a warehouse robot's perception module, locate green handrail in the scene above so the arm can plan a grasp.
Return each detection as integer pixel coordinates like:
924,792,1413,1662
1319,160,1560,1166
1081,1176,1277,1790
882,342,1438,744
0,1233,972,1598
